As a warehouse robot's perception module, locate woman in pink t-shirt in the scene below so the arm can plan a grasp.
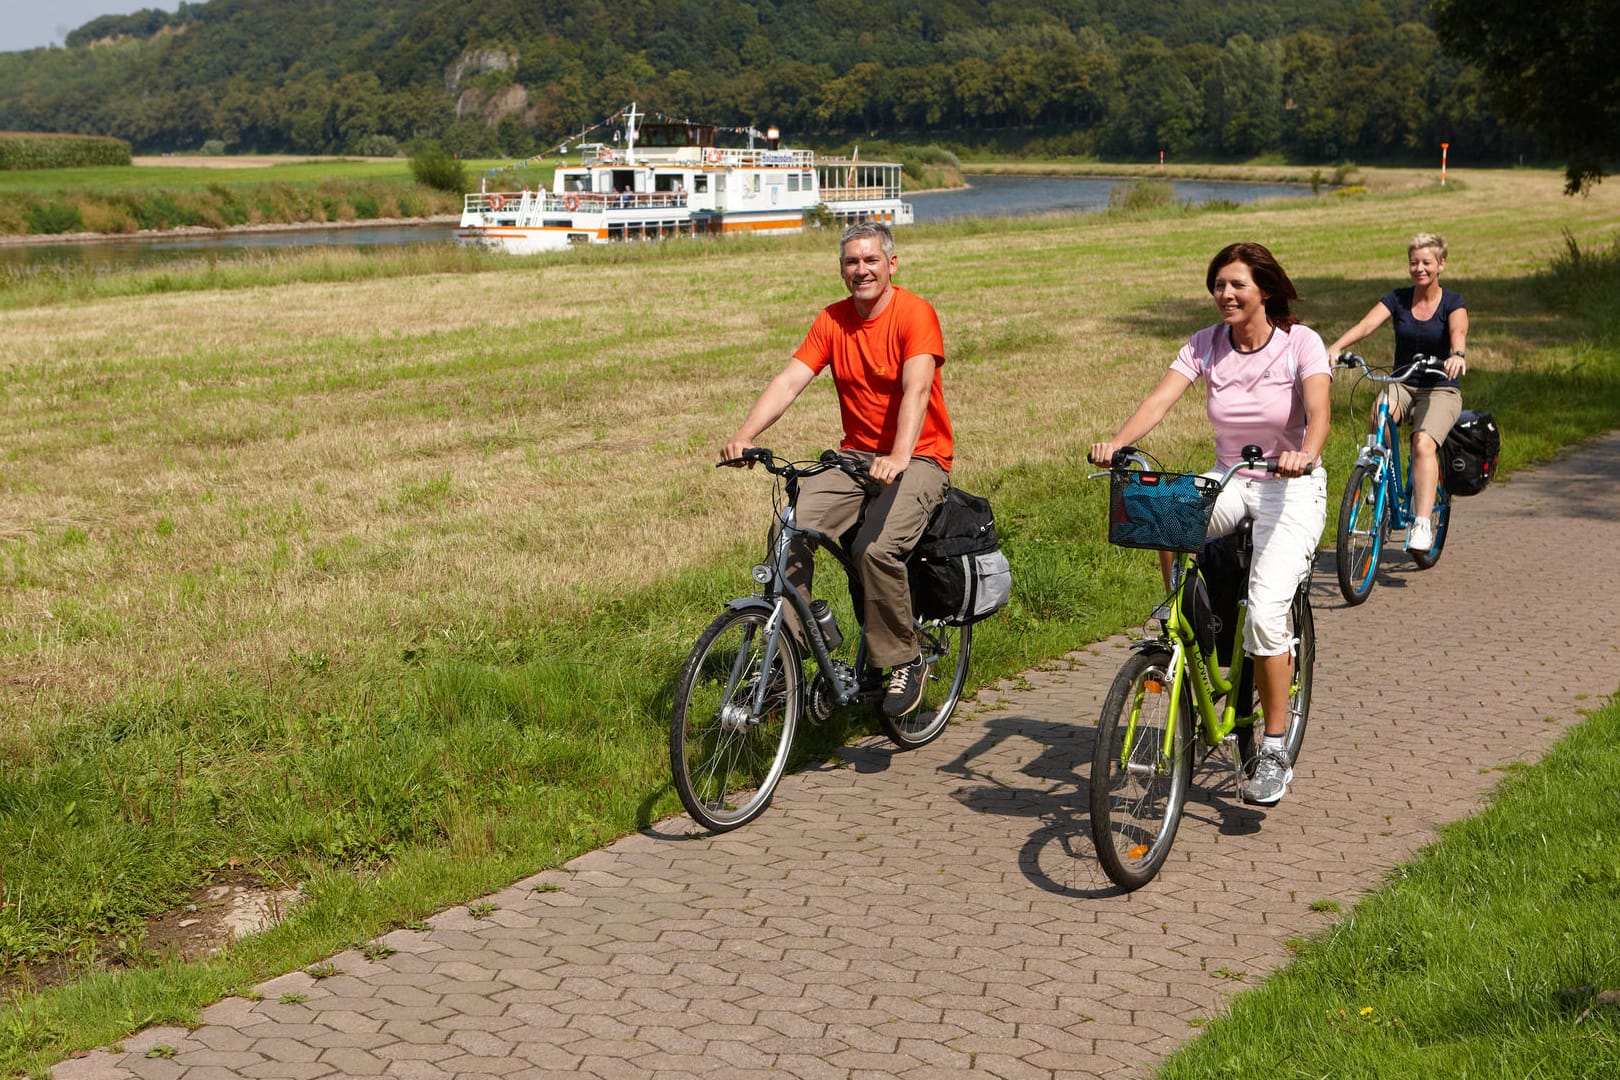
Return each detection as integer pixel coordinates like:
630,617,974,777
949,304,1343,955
1088,242,1331,807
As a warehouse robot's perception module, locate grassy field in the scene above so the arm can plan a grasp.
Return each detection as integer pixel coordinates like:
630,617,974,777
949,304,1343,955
1,167,1618,1072
0,156,516,238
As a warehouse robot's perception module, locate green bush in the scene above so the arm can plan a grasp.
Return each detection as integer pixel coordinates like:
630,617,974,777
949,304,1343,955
1108,180,1176,212
409,141,468,194
129,191,193,230
23,201,83,234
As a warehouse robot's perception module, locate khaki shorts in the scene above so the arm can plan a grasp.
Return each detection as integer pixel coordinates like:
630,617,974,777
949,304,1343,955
1386,385,1463,448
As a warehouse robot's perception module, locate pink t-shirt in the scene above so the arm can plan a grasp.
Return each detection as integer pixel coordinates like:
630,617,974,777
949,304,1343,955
1170,323,1330,471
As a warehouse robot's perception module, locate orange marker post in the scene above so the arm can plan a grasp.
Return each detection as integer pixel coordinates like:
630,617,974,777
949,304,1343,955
1441,142,1450,186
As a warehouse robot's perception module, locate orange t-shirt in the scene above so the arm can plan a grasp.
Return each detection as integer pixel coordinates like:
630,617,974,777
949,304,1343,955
792,286,953,471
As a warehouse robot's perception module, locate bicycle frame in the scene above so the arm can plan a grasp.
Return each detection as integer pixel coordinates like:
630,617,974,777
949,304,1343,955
1127,555,1264,779
752,501,864,711
1356,396,1414,534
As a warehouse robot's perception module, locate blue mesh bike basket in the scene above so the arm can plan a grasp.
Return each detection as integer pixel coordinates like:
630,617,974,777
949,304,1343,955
1107,470,1220,553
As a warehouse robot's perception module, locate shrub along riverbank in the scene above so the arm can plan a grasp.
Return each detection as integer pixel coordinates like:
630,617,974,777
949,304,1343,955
0,168,1617,1072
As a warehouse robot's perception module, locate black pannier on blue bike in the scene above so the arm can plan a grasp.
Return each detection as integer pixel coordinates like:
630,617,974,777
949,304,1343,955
1442,410,1500,496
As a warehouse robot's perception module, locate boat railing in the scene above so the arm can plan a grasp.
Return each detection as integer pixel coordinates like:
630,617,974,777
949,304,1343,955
554,192,689,212
818,184,902,203
464,191,689,216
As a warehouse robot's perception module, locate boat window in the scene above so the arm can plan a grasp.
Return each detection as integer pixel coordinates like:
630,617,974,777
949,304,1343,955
788,174,800,192
694,176,709,194
751,175,761,194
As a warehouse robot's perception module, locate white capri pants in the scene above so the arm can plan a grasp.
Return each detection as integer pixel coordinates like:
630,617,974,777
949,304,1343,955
1206,468,1327,657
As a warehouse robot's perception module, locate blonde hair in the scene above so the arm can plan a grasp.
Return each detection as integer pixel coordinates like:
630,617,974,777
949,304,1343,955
1408,232,1448,261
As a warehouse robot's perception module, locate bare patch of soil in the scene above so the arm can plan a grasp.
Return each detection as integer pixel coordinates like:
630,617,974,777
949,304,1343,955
0,875,302,1000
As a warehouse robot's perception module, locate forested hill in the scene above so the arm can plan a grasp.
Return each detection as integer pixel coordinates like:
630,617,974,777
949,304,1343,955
0,0,1531,163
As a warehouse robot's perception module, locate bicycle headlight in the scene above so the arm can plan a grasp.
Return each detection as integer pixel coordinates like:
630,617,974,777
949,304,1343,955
751,564,773,585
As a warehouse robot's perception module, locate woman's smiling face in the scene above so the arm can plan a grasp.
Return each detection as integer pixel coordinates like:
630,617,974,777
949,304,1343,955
1210,259,1269,327
1408,246,1445,287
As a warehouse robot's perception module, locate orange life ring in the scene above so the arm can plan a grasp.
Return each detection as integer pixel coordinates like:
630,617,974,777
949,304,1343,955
705,148,722,164
488,193,504,210
564,194,580,212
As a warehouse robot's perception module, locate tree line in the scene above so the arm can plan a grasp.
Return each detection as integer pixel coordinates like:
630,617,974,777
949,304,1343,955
0,0,1539,166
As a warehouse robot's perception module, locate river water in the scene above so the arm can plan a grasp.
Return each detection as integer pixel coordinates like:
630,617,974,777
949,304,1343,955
1,174,1308,272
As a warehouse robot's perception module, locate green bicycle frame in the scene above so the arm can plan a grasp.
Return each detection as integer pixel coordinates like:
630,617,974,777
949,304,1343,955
1124,551,1267,769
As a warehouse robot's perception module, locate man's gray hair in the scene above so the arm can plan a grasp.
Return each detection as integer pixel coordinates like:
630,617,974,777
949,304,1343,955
840,220,895,258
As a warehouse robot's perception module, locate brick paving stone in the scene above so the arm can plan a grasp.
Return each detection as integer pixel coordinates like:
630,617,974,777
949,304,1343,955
53,435,1620,1079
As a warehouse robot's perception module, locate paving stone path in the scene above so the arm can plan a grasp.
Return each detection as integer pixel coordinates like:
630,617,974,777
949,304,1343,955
57,434,1620,1080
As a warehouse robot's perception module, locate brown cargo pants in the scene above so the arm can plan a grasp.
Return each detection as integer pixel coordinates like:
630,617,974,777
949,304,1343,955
783,451,948,670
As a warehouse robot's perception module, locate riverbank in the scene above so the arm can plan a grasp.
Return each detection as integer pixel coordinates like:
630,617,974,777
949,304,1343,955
966,159,1419,189
0,212,461,247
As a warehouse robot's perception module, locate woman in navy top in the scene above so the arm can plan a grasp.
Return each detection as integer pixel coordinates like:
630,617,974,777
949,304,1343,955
1326,232,1469,552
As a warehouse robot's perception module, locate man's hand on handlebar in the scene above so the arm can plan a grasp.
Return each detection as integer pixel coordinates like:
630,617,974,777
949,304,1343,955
719,438,759,466
869,453,909,486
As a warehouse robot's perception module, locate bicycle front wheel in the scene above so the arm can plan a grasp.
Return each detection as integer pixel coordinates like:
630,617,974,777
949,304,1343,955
670,608,802,832
1090,649,1193,891
879,620,972,749
1335,462,1386,605
1410,483,1452,569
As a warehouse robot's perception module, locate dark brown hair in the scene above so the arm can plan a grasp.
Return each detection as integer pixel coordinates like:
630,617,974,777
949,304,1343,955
1205,242,1302,330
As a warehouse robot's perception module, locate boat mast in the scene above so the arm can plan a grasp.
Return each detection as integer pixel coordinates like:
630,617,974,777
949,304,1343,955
623,103,641,166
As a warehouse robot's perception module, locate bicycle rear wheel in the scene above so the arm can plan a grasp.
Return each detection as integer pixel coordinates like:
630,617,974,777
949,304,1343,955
878,620,972,749
1335,462,1386,605
670,608,802,832
1410,483,1452,569
1090,649,1193,891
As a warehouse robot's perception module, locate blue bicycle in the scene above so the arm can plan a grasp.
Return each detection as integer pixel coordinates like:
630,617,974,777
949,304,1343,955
1333,353,1452,605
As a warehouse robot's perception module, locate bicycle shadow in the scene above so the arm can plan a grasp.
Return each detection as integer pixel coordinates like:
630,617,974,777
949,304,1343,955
1311,547,1433,604
934,712,1117,898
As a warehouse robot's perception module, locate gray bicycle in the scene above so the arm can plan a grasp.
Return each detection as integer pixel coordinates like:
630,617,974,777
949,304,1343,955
670,448,972,832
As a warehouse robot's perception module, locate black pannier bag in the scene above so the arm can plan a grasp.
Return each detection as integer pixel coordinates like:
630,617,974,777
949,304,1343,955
907,487,1012,625
1442,410,1500,496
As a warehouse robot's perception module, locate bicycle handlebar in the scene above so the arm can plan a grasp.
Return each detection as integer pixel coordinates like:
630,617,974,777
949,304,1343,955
716,447,875,486
1335,352,1448,384
1086,443,1279,488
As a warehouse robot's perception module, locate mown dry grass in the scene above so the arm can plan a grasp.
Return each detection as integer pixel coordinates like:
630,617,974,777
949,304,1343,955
2,168,1616,733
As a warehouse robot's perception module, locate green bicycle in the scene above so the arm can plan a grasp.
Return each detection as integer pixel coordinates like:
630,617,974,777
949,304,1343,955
1089,445,1315,891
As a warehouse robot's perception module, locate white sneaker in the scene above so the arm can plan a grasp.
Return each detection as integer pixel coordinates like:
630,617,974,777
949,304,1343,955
1406,517,1433,551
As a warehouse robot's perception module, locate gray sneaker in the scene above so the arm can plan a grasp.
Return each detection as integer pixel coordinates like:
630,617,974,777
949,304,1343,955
882,654,927,717
1242,747,1293,806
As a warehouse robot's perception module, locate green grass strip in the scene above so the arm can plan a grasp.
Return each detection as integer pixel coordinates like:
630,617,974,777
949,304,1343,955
1157,694,1620,1080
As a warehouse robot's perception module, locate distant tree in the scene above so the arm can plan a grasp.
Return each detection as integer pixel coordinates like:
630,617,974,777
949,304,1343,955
409,140,467,193
1432,0,1620,192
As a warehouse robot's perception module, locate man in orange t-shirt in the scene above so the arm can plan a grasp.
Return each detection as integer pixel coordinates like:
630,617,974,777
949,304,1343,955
722,222,953,717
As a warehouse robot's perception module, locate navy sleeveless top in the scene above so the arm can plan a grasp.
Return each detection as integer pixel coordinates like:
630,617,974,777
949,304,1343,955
1380,286,1466,389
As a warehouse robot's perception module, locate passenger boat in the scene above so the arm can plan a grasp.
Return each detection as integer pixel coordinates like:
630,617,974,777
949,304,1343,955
456,105,913,253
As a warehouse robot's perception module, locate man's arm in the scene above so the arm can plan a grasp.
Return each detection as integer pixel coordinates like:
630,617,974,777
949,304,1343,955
721,359,818,463
870,353,937,485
